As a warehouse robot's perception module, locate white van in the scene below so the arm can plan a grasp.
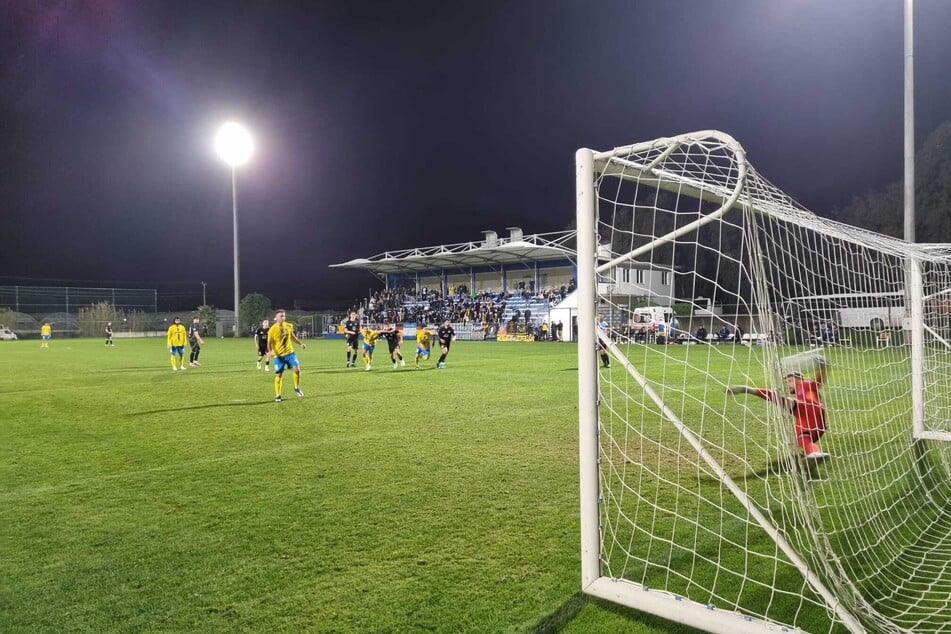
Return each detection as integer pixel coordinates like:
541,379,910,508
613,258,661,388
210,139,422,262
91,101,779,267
631,306,673,327
629,306,684,342
0,327,18,341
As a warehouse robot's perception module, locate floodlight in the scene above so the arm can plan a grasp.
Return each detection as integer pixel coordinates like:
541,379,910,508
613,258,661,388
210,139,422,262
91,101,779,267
215,122,254,167
215,121,254,336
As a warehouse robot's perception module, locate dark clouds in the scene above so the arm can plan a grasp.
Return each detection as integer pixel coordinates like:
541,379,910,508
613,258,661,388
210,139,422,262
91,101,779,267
2,0,950,307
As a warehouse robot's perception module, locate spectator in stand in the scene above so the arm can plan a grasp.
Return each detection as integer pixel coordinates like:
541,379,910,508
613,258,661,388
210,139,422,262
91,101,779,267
822,322,838,346
717,325,732,342
695,325,707,343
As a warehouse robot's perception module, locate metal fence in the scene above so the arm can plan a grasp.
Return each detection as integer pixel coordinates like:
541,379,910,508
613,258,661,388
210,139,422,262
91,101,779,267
0,285,157,316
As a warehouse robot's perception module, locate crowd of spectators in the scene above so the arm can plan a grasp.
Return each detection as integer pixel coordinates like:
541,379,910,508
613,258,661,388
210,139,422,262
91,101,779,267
350,282,573,327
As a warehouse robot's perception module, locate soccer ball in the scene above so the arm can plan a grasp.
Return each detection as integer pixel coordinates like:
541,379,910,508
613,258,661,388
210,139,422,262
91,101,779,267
779,350,825,376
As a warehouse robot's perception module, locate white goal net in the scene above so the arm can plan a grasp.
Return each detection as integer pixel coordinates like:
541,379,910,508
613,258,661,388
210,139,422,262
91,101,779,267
576,131,951,634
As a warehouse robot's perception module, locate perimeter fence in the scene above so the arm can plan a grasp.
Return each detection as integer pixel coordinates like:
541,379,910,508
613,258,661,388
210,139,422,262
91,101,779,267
0,285,328,339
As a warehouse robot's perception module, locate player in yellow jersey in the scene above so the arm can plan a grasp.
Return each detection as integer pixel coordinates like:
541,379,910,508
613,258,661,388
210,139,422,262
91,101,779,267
166,316,188,370
414,323,432,369
40,322,52,348
266,309,306,402
361,325,380,371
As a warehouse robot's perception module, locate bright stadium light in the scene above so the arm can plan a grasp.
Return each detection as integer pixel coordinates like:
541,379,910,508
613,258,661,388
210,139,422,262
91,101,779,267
215,121,254,336
215,122,254,167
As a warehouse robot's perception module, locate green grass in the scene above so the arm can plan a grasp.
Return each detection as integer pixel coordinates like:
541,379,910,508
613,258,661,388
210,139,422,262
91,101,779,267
0,338,697,633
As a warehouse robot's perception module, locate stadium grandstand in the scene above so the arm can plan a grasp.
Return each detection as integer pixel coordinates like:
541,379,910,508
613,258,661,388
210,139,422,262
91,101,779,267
331,227,674,341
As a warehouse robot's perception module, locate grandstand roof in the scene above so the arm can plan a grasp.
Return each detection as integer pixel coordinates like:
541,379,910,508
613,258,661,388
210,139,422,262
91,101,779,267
330,229,576,275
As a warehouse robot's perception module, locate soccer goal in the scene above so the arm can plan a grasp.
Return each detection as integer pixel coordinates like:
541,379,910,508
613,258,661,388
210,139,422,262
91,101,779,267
576,131,951,634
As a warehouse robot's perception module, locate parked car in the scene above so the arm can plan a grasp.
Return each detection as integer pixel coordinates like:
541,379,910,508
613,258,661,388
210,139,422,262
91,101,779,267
0,327,18,341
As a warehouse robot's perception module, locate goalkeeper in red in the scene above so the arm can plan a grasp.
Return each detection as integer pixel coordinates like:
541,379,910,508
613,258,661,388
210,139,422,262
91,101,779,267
727,357,830,459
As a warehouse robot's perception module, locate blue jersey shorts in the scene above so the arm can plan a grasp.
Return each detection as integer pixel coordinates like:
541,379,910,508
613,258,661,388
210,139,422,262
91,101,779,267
169,345,184,355
362,343,375,353
273,352,300,373
416,345,430,358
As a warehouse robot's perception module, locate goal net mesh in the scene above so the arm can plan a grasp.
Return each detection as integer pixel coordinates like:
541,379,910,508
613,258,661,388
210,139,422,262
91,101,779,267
580,131,950,633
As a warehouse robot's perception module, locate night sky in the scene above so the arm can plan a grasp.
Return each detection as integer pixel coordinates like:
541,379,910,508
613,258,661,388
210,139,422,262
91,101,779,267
3,0,951,309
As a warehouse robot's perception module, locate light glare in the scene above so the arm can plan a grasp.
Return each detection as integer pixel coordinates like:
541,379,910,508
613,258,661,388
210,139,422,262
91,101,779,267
215,122,254,167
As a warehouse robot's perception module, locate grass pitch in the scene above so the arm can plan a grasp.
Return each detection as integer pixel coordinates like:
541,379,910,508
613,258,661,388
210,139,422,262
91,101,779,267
0,337,692,633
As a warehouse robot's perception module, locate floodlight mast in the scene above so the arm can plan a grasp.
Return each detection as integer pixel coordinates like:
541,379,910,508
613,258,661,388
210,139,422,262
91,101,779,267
214,122,254,337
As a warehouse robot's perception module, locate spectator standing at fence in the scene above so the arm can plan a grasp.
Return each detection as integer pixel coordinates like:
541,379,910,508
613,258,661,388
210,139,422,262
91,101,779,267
267,309,306,401
105,321,114,346
436,319,455,369
822,322,838,346
188,316,205,367
343,311,360,368
166,317,187,370
254,319,270,371
540,321,549,341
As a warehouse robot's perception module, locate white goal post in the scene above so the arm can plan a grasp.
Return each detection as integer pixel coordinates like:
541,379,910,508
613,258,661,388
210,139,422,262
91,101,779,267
576,131,951,634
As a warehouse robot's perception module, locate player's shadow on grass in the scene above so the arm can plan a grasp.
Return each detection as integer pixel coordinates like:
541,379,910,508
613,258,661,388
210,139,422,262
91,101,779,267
129,401,274,415
745,455,829,481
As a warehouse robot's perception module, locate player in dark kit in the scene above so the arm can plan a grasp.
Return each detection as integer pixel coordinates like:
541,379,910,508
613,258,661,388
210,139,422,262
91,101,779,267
188,316,205,366
254,319,270,371
105,321,114,346
381,323,405,369
343,311,361,367
436,319,455,369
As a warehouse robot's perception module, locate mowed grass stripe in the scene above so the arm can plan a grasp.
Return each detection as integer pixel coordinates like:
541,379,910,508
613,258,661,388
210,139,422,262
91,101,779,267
4,337,656,633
